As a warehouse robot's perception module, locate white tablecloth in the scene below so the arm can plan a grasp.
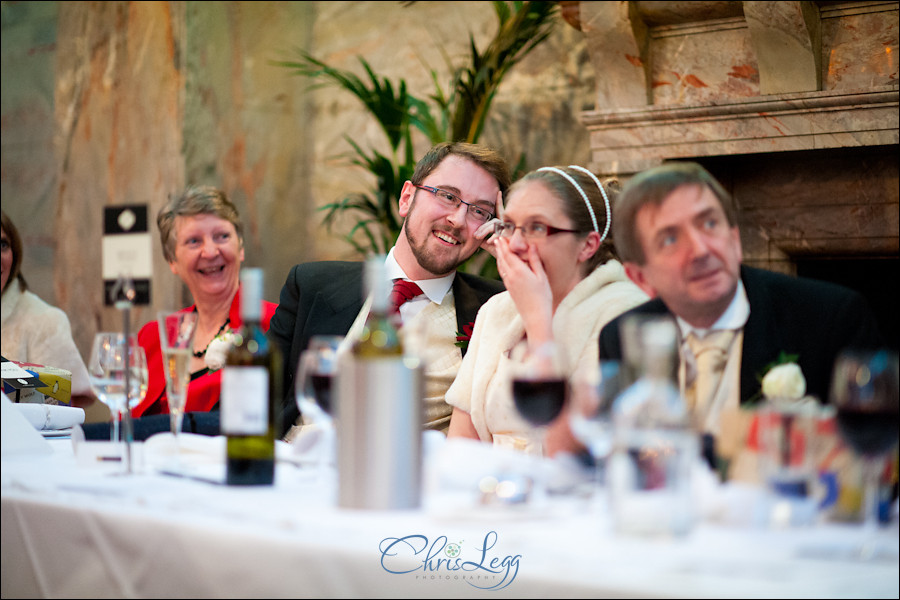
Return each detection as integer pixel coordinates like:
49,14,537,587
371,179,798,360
2,432,898,599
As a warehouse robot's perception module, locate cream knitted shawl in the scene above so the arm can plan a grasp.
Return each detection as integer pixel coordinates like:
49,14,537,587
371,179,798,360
445,260,648,443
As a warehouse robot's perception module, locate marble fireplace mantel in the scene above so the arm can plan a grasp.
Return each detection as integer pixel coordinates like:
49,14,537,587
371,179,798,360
574,0,899,177
581,85,898,176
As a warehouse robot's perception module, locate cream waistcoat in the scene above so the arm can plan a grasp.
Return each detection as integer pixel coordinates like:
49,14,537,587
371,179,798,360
405,295,461,432
342,286,462,433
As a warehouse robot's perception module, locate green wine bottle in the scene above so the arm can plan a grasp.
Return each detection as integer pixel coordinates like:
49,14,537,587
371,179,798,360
222,268,282,485
353,261,402,359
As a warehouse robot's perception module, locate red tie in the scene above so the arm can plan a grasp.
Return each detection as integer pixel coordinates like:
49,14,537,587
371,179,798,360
390,279,423,314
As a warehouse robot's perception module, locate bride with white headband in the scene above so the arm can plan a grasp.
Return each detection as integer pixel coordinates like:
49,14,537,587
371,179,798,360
446,165,648,456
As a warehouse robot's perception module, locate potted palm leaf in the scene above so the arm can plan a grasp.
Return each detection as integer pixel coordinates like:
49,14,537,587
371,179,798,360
274,1,558,273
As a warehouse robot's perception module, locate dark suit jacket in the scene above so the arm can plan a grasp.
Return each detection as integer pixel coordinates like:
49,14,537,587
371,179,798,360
598,265,884,404
267,261,505,436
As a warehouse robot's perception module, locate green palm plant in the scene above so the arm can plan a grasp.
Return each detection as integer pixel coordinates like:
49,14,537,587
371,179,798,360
275,1,558,261
449,1,558,143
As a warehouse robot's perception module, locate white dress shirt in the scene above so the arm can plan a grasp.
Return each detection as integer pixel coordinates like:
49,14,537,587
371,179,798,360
385,247,455,322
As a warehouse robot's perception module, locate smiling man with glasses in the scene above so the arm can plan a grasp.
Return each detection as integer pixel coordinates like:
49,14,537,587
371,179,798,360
269,142,512,437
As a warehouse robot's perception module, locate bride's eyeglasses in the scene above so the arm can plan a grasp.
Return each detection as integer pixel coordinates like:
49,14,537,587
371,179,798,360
497,221,581,239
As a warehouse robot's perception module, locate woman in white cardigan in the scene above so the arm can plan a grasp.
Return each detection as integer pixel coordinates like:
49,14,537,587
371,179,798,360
446,166,647,456
1,210,103,419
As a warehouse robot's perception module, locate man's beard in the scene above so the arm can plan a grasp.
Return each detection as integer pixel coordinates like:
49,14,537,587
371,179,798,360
403,200,470,276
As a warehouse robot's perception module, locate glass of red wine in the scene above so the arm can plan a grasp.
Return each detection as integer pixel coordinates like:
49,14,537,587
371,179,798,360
830,348,899,557
510,342,567,456
294,335,343,478
296,335,343,423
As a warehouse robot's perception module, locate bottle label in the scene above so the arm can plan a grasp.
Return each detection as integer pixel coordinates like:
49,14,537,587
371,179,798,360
221,366,269,435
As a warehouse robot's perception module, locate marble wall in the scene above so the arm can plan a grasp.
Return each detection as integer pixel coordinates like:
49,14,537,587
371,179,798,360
1,1,58,315
3,1,897,357
2,1,593,357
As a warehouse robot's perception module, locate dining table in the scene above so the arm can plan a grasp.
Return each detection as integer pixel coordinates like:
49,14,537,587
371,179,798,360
2,395,898,599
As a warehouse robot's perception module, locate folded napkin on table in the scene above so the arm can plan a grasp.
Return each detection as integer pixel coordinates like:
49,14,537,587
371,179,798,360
285,422,335,465
14,402,85,431
1,392,52,457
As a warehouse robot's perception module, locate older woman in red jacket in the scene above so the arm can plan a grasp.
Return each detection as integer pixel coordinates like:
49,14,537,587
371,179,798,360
132,186,277,418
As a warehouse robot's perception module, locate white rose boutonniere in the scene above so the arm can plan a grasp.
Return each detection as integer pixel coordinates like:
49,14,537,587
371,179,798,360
761,362,806,400
205,331,237,371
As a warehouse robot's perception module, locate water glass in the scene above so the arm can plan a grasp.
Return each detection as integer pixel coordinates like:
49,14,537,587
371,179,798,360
88,332,140,445
569,360,626,482
755,397,824,526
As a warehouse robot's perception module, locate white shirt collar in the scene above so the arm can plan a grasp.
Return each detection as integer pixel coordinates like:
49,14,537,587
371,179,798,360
676,279,750,340
384,247,455,305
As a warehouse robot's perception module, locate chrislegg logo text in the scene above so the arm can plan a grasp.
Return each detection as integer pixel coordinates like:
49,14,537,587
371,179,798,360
379,530,521,590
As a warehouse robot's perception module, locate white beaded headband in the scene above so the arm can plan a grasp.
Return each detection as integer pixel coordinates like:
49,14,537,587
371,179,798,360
536,166,611,243
567,165,611,244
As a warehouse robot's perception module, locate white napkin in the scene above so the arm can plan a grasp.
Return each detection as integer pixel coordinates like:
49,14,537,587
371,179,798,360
14,402,85,431
286,421,334,464
1,392,53,457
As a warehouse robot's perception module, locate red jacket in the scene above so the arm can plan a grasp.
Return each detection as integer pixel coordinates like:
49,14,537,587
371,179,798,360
132,289,278,418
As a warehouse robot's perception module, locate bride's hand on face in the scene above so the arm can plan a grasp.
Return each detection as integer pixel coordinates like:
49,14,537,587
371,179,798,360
496,239,553,330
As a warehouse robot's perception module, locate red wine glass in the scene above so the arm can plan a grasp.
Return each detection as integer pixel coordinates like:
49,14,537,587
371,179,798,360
830,348,899,557
511,342,567,456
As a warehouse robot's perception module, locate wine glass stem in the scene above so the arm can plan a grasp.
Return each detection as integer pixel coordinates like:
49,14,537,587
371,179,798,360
111,409,121,444
170,408,184,467
318,420,335,485
170,410,184,437
861,455,883,533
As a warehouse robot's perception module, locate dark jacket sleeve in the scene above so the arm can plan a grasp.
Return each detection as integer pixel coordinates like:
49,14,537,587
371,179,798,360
267,262,366,437
597,298,668,361
268,265,302,383
268,265,307,437
598,316,624,361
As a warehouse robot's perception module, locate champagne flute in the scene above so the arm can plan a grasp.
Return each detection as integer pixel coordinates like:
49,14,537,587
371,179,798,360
830,348,899,558
510,342,567,456
88,333,139,446
158,311,198,453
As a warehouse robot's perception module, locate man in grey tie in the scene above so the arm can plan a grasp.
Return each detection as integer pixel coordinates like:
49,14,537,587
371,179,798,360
598,162,883,438
269,142,510,437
